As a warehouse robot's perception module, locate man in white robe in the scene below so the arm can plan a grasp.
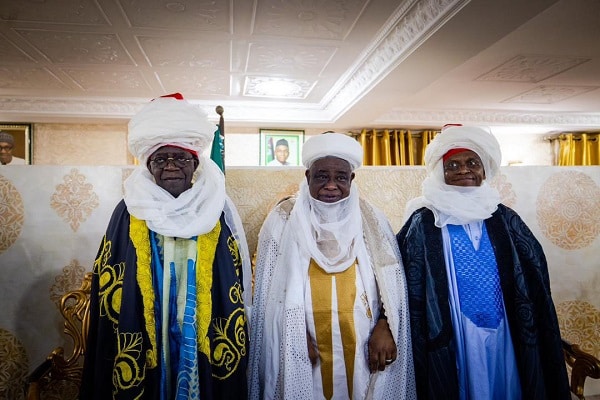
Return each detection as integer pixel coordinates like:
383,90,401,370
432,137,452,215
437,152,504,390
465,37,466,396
249,132,416,399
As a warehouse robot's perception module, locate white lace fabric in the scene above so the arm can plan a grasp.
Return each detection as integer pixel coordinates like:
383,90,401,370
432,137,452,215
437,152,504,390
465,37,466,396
249,189,416,399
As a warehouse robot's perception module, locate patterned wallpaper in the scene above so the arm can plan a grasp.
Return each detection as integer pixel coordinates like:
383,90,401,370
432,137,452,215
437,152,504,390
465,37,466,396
0,165,599,398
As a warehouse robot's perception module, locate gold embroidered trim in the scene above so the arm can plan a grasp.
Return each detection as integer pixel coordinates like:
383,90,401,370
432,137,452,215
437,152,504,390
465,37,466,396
113,331,146,392
309,259,357,398
94,236,123,325
196,220,221,359
129,215,157,368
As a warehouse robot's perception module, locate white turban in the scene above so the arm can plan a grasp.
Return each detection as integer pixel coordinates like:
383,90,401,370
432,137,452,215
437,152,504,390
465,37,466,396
302,132,363,170
425,125,501,180
404,125,502,227
124,93,227,237
128,94,216,164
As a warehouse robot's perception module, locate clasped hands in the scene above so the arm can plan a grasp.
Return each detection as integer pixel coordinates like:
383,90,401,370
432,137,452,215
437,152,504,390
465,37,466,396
306,318,397,372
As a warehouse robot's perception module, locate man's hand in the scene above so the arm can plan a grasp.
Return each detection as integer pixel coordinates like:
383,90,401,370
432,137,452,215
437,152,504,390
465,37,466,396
368,318,396,372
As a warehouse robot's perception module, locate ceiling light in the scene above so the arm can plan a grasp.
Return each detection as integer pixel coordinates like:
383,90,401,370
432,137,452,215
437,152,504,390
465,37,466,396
244,77,312,99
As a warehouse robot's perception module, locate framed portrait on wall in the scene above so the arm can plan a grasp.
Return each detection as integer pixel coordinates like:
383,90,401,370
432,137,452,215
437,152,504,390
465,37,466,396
0,123,32,165
260,129,304,166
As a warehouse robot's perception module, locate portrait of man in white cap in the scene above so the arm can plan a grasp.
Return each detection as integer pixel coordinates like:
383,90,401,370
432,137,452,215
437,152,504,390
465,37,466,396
80,93,252,399
249,132,416,399
397,125,569,399
0,131,26,165
267,138,291,166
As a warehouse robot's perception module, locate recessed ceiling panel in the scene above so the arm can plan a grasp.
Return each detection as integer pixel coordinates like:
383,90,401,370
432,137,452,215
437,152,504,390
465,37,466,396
0,66,66,89
246,42,336,76
253,0,368,40
503,85,598,104
477,54,591,83
118,0,229,31
15,29,134,65
0,0,108,25
62,69,151,92
156,70,230,96
137,36,230,69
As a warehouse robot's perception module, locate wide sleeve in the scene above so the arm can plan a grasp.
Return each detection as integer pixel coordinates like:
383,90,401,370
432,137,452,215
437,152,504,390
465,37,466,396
247,198,293,400
395,208,459,400
223,196,253,312
80,200,134,399
488,205,570,399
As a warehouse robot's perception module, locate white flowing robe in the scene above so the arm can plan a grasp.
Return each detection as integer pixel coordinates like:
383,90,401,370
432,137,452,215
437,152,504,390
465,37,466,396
248,196,416,400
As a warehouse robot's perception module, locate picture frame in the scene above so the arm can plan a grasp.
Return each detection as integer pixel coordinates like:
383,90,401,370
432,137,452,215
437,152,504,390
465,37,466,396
260,129,304,166
0,123,32,165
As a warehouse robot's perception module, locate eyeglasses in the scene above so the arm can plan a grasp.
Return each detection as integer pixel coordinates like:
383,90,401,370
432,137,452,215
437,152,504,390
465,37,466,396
0,145,13,152
150,156,194,168
444,159,482,173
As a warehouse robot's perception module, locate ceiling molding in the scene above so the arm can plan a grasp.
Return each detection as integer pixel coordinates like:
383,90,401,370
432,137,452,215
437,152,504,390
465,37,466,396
2,97,599,130
323,0,470,118
375,108,600,129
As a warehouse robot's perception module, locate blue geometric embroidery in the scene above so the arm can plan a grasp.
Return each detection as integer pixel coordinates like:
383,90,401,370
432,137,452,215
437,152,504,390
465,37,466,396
448,224,504,329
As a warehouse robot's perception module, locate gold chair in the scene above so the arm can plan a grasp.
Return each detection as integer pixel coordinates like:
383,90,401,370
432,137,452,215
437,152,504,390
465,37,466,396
26,272,92,400
563,339,600,400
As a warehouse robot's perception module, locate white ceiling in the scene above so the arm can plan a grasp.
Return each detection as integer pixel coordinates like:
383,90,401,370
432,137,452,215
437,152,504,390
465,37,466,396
0,0,599,135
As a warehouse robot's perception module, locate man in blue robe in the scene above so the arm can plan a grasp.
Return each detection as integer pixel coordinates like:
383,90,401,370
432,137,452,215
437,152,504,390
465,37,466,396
80,93,252,399
397,125,569,399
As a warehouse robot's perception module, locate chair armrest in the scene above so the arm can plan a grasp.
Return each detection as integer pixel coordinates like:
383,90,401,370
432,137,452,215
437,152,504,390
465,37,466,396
25,358,52,400
24,272,92,398
562,338,600,399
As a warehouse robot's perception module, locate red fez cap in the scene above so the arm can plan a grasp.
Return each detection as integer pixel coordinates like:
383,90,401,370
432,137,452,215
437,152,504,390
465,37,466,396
159,92,184,100
443,148,470,161
442,123,463,130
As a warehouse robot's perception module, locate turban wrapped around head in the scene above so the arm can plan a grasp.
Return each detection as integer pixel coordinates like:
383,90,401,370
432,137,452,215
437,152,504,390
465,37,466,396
425,125,501,179
128,93,216,164
0,131,14,146
302,132,363,170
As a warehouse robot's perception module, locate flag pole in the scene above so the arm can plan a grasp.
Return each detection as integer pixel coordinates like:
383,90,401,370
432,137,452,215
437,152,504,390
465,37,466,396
210,105,225,173
216,105,224,171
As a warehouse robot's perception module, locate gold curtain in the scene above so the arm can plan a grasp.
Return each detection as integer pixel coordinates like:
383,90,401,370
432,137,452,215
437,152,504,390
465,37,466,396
354,129,439,166
556,133,600,166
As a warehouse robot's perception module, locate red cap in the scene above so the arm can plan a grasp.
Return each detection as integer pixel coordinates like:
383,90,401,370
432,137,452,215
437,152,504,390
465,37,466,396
443,148,469,161
442,123,462,130
160,92,184,100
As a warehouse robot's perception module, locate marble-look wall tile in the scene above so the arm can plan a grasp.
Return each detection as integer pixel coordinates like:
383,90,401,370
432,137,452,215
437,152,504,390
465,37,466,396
33,123,128,165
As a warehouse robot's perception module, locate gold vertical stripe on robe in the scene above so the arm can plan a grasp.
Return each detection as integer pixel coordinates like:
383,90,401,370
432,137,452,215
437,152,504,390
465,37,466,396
309,259,357,399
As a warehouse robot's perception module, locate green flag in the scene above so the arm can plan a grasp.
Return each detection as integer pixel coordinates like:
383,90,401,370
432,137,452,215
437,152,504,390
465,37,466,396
210,125,225,172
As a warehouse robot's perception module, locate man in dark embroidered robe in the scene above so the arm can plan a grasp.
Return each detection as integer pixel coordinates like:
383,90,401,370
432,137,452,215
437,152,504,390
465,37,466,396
80,93,252,399
397,125,569,400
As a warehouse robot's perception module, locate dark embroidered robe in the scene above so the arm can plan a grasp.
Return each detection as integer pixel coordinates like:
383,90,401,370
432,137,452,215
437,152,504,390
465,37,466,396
396,204,570,400
80,200,248,399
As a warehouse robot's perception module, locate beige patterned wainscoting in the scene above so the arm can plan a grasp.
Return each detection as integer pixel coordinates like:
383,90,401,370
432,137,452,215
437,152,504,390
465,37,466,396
1,165,599,397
